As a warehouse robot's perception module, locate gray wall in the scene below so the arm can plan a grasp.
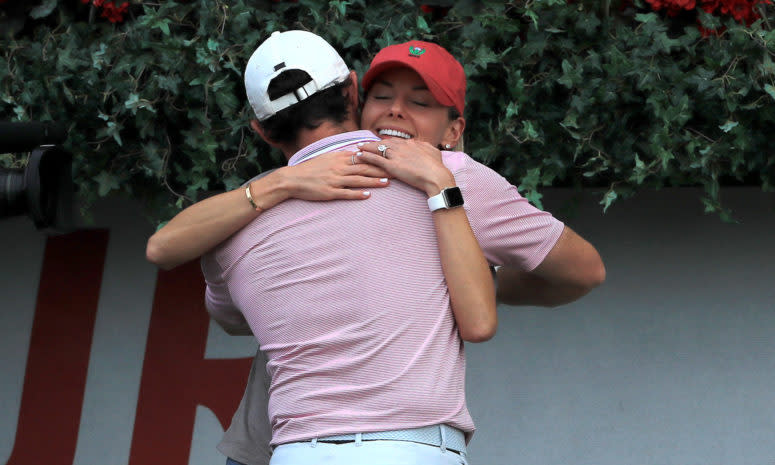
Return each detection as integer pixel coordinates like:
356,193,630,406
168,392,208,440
1,188,773,465
467,188,775,465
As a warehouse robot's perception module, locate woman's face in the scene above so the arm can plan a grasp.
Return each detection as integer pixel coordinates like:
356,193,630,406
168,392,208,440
360,67,463,147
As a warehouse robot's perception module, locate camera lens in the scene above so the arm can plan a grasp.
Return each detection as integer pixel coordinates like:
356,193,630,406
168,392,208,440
0,147,74,231
0,168,27,217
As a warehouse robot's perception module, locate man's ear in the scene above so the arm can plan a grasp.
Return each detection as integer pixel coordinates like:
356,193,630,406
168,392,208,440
250,119,281,148
347,70,360,115
441,116,466,149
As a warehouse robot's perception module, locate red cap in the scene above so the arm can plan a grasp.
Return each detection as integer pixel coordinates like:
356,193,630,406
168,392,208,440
361,40,466,115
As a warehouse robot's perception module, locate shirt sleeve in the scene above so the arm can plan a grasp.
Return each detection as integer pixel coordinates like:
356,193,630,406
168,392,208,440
200,251,249,334
445,152,565,271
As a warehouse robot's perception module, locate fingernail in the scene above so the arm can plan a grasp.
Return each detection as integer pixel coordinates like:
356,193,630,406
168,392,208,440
356,152,363,157
363,191,370,196
380,178,388,183
357,142,364,147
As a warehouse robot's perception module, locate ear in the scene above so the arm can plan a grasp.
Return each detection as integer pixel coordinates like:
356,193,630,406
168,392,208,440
250,119,282,148
441,116,465,150
347,70,360,114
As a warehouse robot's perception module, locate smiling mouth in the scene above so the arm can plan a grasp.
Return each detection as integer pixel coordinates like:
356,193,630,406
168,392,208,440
378,128,412,139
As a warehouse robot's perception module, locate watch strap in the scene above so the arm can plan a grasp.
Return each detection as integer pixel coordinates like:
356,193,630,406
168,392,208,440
427,186,463,212
427,191,447,211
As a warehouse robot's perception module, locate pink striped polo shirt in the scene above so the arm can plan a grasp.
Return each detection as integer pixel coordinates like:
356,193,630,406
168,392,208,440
202,130,564,446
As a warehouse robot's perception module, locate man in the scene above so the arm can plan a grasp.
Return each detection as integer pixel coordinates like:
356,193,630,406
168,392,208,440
200,31,603,465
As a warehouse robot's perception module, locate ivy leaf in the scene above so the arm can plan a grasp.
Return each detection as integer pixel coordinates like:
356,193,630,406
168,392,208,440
635,13,658,24
576,13,601,35
416,16,430,33
524,9,538,28
156,19,171,36
125,93,156,115
185,176,210,199
719,121,739,133
95,171,120,197
106,121,123,146
524,189,544,210
472,45,498,70
505,102,519,119
764,84,775,102
223,174,244,192
520,120,540,142
518,167,541,193
91,43,109,71
632,154,650,183
342,23,365,49
600,189,618,213
216,91,238,116
30,0,58,19
332,0,348,17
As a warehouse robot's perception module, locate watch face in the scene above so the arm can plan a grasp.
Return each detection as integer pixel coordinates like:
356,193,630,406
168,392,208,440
443,187,464,207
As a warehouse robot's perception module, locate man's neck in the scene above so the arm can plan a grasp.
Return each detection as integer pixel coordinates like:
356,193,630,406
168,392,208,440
282,120,360,159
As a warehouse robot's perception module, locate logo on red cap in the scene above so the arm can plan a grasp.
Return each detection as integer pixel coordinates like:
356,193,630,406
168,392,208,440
408,46,426,58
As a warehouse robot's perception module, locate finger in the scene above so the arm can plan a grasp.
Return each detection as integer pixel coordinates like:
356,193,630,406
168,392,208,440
338,176,390,189
354,151,390,168
348,163,392,179
356,142,391,155
328,188,374,200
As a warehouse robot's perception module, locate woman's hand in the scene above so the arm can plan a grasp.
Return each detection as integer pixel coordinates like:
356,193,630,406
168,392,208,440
354,139,455,196
277,149,391,202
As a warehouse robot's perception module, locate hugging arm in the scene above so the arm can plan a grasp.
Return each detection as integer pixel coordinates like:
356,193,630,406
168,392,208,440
146,151,391,270
460,161,605,308
495,226,605,307
357,140,497,342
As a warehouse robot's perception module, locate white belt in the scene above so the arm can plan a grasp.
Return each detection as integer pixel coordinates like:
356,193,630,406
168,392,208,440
316,424,467,454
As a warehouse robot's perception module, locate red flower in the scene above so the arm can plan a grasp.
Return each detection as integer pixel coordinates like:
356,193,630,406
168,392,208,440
99,0,128,23
646,0,697,15
645,0,770,27
675,0,697,8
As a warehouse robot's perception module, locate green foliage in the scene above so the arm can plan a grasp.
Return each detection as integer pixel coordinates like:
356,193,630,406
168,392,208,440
1,0,774,223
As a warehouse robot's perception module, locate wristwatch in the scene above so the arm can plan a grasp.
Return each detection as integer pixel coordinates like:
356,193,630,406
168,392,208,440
427,186,464,212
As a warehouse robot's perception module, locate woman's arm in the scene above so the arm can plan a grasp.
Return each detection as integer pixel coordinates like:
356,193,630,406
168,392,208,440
146,151,391,270
356,140,497,343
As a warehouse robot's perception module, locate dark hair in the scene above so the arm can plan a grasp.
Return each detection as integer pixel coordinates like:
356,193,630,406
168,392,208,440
259,69,352,145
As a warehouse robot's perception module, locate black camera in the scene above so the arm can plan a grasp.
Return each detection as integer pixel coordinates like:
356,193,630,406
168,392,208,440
0,122,75,232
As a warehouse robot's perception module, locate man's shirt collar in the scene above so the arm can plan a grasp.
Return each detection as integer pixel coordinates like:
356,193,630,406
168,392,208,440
287,130,380,166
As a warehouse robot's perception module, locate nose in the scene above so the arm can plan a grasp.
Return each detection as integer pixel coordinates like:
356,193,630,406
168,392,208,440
387,98,405,119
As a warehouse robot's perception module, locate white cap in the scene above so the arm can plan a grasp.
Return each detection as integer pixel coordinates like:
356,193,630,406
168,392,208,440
244,30,350,121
